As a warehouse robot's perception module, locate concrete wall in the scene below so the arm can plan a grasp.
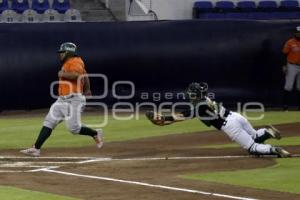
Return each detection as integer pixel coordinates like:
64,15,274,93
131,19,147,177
106,0,127,20
106,0,204,21
106,0,198,21
130,0,198,20
126,0,155,21
108,0,300,21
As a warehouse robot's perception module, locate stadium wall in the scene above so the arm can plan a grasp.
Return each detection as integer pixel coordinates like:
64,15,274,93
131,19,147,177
126,0,199,21
107,0,300,21
105,0,127,21
0,20,297,110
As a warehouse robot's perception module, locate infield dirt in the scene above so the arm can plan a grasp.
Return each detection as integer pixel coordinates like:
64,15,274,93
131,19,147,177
0,123,299,200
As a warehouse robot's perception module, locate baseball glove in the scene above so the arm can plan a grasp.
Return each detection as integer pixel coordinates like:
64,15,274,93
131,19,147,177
145,111,165,126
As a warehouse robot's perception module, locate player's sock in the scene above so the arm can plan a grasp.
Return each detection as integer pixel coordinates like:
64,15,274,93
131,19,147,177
249,143,272,154
254,132,271,144
79,126,97,137
34,126,52,149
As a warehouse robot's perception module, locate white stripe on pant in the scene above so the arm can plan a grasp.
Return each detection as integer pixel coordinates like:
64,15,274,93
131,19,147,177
221,112,272,154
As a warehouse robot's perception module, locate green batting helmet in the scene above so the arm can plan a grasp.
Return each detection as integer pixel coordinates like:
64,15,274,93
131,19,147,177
186,82,208,100
57,42,77,53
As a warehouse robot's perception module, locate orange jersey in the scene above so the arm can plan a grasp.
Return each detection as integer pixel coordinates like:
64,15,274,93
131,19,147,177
58,57,86,96
282,38,300,64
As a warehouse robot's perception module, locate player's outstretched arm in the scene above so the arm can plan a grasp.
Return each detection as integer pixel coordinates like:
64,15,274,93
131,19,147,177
145,111,187,126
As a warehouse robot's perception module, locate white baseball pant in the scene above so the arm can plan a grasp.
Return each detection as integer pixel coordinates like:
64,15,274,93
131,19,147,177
43,94,86,134
221,112,272,154
284,63,300,91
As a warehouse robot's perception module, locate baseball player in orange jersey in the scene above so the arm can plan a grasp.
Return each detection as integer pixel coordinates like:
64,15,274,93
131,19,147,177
282,26,300,111
20,42,103,157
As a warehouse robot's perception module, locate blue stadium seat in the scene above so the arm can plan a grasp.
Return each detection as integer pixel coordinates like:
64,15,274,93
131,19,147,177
21,9,39,22
248,11,274,19
42,8,61,22
194,0,300,20
64,8,82,22
1,9,19,22
225,12,250,19
215,1,235,12
280,0,299,11
0,0,9,14
11,0,29,14
202,12,226,19
257,0,277,11
193,1,214,18
52,0,70,14
272,11,300,19
32,0,50,14
237,1,256,12
194,1,214,11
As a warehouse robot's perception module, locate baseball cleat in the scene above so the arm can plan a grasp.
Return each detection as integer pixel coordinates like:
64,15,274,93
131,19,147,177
20,146,40,157
94,129,104,149
271,147,291,158
265,125,281,140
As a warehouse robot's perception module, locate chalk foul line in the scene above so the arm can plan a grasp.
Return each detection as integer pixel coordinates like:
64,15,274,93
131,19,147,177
41,168,258,200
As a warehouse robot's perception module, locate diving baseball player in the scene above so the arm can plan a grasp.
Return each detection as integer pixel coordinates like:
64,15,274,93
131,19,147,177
146,82,291,157
20,42,103,157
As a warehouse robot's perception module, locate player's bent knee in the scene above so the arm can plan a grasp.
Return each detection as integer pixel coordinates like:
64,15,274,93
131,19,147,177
43,120,56,130
67,124,81,134
284,85,293,92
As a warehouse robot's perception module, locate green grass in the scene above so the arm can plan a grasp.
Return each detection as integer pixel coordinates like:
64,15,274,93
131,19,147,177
0,114,212,149
0,111,299,149
0,186,79,200
201,136,300,149
245,111,300,125
181,158,300,194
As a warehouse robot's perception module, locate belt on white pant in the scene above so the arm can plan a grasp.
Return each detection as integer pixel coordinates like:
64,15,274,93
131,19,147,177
60,93,81,100
222,110,232,127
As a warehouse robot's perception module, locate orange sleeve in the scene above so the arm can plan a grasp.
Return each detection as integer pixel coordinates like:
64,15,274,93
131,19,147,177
282,40,291,54
64,60,85,75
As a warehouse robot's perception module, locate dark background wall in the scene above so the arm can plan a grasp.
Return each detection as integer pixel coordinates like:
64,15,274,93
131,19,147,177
0,20,298,110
